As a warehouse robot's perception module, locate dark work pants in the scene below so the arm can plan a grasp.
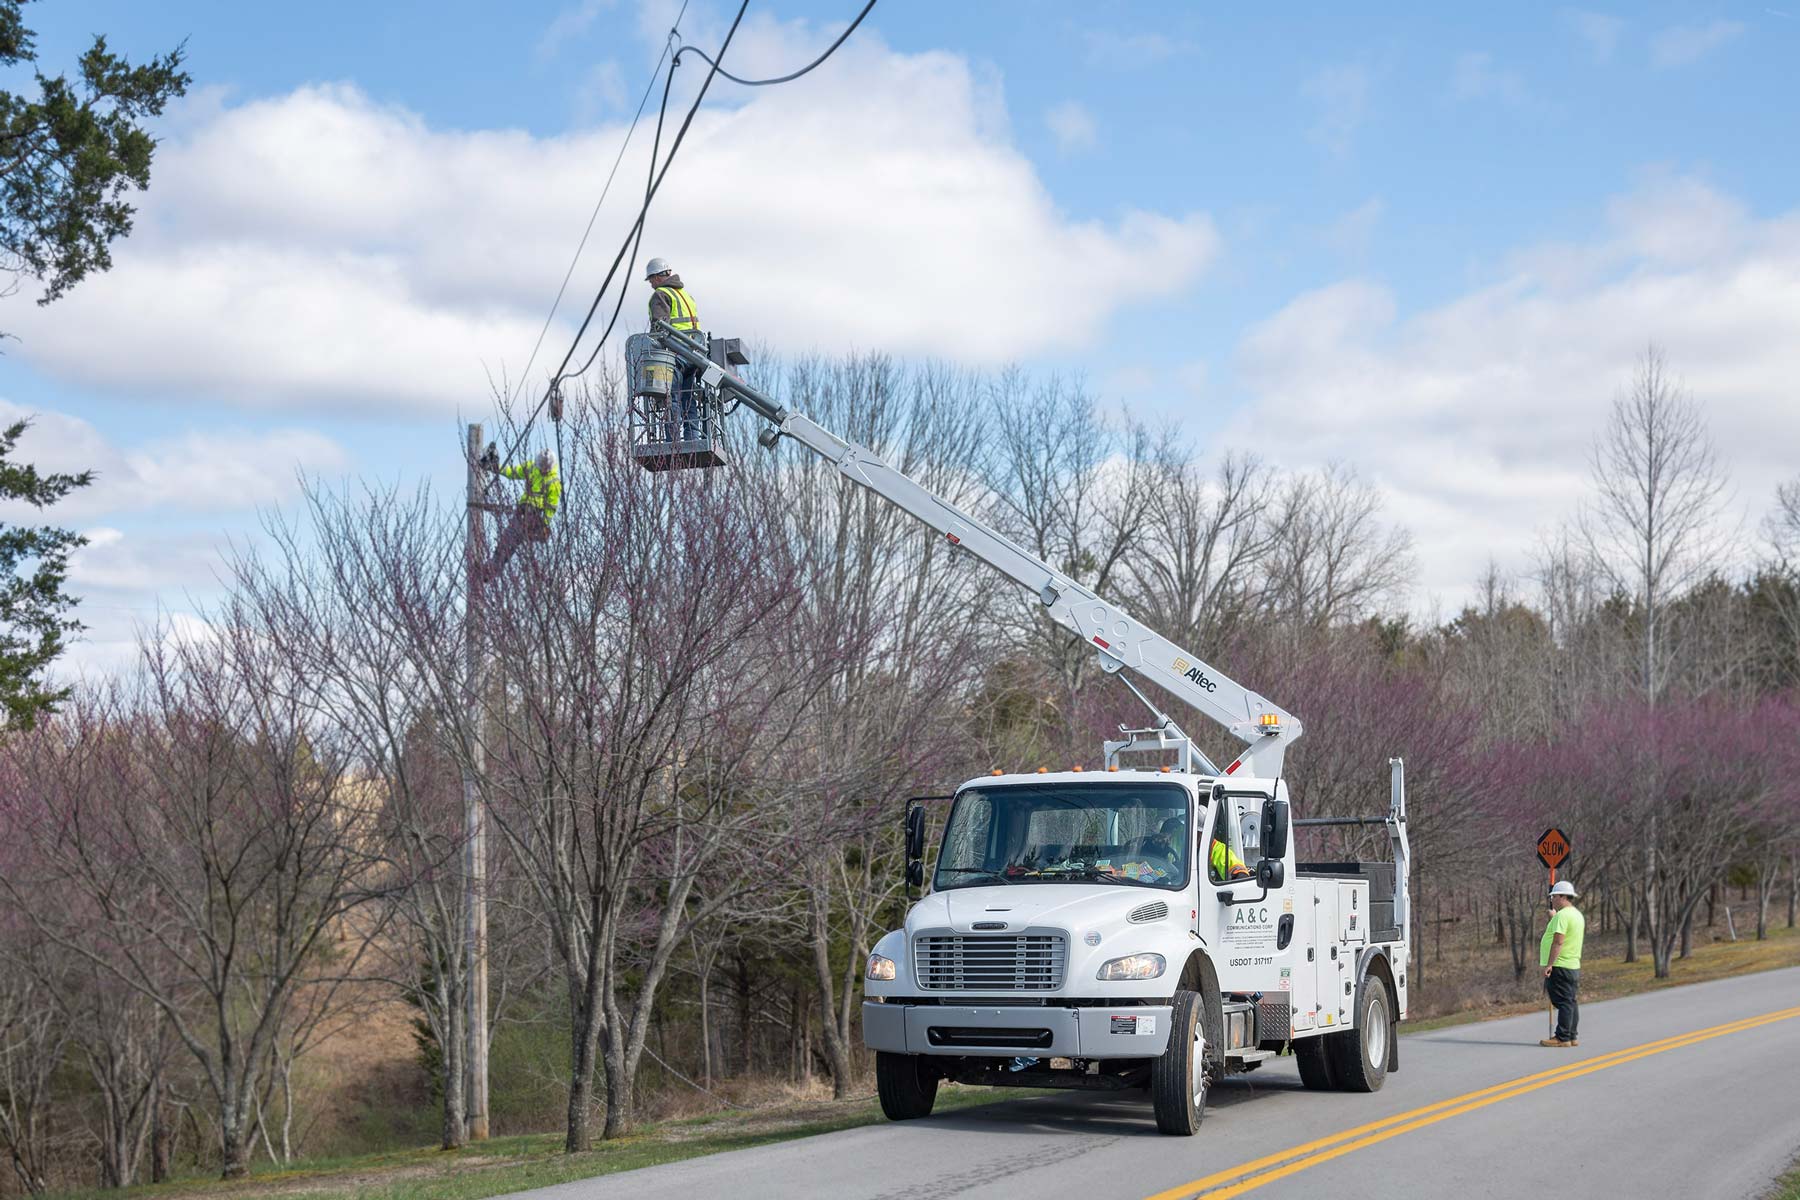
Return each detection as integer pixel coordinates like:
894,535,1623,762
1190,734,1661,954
487,509,549,580
1545,966,1580,1041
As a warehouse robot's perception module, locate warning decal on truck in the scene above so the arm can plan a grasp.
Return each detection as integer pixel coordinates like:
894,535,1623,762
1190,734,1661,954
1110,1015,1157,1036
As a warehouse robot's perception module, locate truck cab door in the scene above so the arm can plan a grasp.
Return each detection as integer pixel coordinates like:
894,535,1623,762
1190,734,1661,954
1208,788,1296,995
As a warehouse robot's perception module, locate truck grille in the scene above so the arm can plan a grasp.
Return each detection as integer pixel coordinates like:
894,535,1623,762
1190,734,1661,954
913,933,1067,991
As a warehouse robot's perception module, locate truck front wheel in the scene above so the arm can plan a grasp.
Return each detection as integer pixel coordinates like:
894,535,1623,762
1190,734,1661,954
1150,988,1209,1135
875,1052,938,1120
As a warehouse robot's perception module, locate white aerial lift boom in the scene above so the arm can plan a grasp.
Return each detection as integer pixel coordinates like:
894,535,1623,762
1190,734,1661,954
629,323,1411,1136
631,322,1301,779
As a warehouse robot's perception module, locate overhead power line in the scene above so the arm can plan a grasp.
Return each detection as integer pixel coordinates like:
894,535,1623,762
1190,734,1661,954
505,0,693,409
492,0,882,470
674,0,878,87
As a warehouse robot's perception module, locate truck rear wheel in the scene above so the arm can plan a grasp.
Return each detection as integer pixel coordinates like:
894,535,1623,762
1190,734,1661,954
875,1052,938,1120
1151,988,1209,1135
1326,975,1391,1093
1293,1034,1337,1090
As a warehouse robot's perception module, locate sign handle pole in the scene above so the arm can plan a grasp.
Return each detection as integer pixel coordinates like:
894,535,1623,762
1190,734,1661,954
1547,865,1556,1039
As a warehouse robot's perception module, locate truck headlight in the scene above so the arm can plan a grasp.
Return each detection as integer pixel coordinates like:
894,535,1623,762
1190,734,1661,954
866,953,897,981
1096,952,1166,981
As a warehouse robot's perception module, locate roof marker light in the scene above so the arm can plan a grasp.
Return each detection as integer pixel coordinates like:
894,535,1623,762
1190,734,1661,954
991,768,1003,776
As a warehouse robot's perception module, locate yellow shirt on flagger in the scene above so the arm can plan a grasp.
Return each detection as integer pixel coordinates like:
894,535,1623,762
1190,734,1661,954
1540,906,1584,969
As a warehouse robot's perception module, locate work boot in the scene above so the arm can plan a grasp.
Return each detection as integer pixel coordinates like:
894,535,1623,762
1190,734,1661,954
1538,1038,1572,1047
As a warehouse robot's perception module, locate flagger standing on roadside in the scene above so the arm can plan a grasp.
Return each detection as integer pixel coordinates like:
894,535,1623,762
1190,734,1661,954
1539,880,1584,1047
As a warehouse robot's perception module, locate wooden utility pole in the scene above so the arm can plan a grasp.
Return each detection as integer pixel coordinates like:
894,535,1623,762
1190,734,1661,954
463,423,491,1140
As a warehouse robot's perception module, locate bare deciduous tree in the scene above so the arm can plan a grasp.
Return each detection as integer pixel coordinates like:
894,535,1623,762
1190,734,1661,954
1580,347,1728,703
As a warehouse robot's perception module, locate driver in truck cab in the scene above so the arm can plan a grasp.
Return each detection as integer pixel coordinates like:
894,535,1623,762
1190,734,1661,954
1209,806,1252,880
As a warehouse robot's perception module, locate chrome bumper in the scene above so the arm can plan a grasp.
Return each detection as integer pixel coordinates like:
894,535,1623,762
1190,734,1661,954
862,1002,1173,1058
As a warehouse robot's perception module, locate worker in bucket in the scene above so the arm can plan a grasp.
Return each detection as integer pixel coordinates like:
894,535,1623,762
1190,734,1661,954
480,447,560,582
1539,879,1584,1048
645,257,703,441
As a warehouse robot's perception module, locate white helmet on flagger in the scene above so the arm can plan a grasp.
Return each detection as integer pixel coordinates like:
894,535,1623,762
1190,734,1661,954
644,257,672,280
1548,880,1578,898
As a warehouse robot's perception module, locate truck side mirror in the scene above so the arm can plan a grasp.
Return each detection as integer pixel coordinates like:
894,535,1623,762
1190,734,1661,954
906,860,925,889
1261,799,1290,859
905,805,926,861
1256,858,1285,890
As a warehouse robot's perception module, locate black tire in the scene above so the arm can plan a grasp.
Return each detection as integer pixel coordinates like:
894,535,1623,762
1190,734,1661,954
1326,971,1392,1093
1151,988,1209,1135
1294,1033,1337,1090
875,1052,938,1120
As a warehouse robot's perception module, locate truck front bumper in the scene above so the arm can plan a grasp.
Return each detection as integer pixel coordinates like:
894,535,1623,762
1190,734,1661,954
863,1002,1173,1058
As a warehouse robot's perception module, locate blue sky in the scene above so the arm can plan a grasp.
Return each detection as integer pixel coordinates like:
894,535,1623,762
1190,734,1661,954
4,1,1798,669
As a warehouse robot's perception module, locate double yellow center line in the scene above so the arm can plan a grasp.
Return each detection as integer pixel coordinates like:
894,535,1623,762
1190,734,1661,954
1145,1004,1800,1200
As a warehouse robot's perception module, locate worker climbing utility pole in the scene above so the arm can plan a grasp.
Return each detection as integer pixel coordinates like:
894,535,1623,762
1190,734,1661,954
462,423,491,1140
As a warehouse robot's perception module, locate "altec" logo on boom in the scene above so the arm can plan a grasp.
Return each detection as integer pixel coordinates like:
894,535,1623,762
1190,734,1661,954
1171,657,1220,692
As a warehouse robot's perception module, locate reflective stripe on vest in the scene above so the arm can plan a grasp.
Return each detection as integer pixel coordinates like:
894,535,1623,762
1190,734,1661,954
656,286,699,332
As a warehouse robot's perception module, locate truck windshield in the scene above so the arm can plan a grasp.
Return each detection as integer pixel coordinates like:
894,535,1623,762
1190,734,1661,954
933,782,1191,892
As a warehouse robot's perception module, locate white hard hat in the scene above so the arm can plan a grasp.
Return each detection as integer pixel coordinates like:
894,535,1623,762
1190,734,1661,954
1548,880,1578,898
644,257,672,280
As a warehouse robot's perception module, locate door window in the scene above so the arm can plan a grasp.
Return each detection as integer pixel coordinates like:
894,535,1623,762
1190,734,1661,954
1207,799,1256,883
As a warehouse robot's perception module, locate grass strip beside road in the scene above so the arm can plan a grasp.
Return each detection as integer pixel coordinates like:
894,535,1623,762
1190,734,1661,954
50,1086,1043,1200
1770,1157,1800,1200
1146,1004,1800,1200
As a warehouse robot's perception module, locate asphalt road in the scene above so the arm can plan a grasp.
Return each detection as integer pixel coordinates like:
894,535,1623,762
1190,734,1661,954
532,966,1800,1200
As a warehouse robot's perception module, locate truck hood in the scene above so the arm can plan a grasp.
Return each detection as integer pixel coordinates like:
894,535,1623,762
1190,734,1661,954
909,884,1174,935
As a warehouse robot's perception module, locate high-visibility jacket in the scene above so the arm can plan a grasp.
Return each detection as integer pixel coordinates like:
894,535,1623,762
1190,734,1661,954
653,285,700,333
1211,839,1251,880
502,461,561,523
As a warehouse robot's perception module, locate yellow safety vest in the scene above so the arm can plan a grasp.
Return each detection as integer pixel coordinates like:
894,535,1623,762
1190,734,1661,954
655,286,700,333
501,462,561,523
1211,839,1249,880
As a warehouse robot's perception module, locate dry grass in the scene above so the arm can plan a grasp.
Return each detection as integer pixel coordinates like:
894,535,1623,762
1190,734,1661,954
1405,916,1800,1031
46,1083,1038,1200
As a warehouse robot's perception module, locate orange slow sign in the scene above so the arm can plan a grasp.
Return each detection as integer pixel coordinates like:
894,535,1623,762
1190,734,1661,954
1536,827,1571,870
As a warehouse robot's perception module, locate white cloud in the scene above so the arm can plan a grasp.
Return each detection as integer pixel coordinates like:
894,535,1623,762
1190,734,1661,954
1562,10,1626,62
1081,29,1193,67
537,0,618,60
1302,64,1370,158
1227,177,1800,609
1451,52,1537,109
1649,20,1744,67
574,60,629,122
67,528,227,594
0,399,347,522
1321,197,1385,259
1045,100,1098,153
4,21,1219,414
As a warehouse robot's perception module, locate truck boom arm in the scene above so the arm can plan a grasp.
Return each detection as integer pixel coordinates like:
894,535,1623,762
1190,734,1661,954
655,325,1303,776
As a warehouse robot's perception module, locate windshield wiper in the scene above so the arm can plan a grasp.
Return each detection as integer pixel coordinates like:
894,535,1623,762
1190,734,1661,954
934,868,1013,886
1034,865,1159,887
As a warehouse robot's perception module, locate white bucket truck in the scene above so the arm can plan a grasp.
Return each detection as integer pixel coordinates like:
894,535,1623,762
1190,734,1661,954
635,323,1412,1134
